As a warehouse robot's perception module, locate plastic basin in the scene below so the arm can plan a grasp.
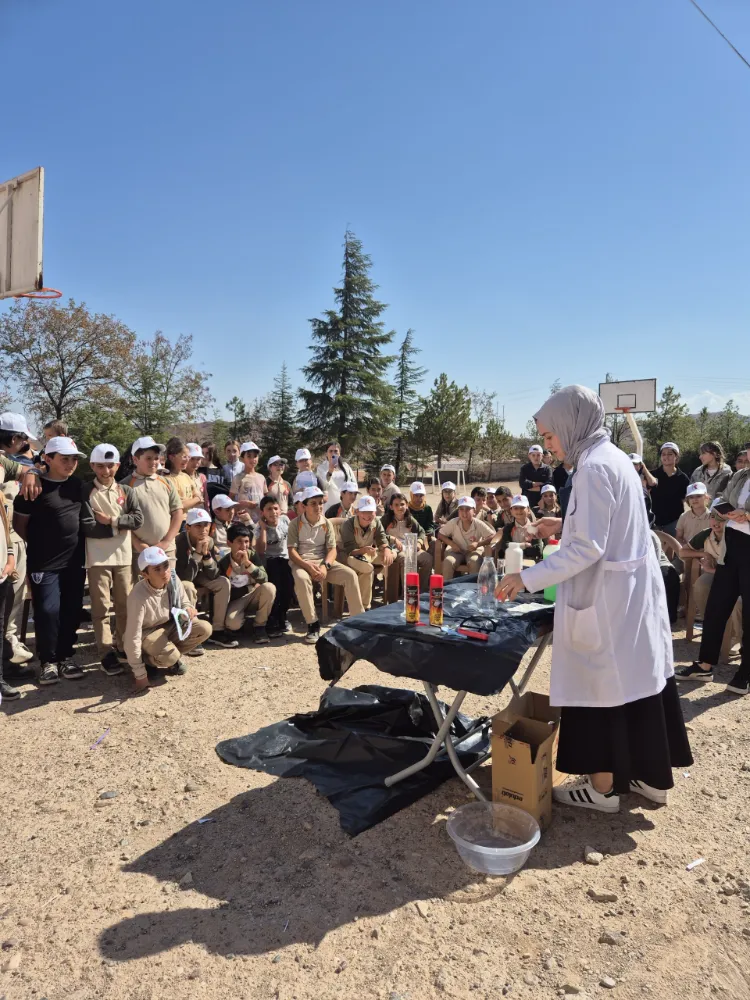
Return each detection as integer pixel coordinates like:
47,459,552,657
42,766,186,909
447,801,540,875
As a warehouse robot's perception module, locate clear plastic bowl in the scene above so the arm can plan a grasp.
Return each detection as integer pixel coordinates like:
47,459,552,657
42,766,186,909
447,801,541,875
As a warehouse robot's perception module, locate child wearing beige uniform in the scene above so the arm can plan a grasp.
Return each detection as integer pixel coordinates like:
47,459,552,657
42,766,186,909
230,441,267,522
127,437,183,579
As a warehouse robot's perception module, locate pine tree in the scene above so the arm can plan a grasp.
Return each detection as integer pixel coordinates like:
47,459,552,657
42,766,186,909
299,231,396,454
640,386,689,454
482,417,513,481
414,374,473,469
393,329,427,478
263,363,299,460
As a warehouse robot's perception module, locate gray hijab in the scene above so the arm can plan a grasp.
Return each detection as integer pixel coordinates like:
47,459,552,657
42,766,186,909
533,384,610,468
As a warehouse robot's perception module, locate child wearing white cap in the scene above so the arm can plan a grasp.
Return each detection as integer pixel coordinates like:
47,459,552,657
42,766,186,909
379,464,399,506
229,442,267,521
175,508,236,648
519,444,553,500
315,442,357,510
185,443,209,510
292,448,328,497
338,495,394,609
494,494,544,564
534,483,561,518
676,481,710,546
211,493,242,559
326,481,359,518
265,456,292,514
434,482,458,527
124,546,212,690
437,496,495,580
407,482,436,539
82,444,145,676
126,437,183,578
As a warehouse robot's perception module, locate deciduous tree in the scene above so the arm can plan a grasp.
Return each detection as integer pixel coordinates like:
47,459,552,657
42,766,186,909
414,374,472,469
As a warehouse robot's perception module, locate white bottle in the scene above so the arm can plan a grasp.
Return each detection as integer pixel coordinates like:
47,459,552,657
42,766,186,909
504,542,523,575
477,556,497,612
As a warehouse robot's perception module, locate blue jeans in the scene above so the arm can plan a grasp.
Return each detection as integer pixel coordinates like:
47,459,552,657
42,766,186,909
29,566,86,665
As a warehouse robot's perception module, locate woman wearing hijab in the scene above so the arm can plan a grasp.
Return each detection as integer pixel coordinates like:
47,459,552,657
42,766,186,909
497,385,692,813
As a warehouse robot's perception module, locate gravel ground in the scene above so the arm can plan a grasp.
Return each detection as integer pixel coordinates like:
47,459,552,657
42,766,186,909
2,483,749,1000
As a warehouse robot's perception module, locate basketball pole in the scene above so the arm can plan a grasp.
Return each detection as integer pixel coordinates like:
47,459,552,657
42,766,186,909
623,410,643,459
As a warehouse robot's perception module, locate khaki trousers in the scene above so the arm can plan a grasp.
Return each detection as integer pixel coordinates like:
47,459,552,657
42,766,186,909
5,535,26,643
88,564,132,654
138,617,212,677
182,576,232,628
224,582,276,630
385,549,433,603
442,549,482,581
292,560,364,623
694,572,742,649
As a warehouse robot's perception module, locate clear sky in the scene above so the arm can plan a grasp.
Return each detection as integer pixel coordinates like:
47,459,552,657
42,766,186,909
3,0,750,432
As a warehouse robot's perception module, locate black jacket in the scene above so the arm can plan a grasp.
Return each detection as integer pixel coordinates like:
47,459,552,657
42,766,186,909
519,461,553,499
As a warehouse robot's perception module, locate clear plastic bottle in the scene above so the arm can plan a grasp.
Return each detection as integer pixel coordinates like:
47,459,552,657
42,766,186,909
477,556,498,613
543,539,560,602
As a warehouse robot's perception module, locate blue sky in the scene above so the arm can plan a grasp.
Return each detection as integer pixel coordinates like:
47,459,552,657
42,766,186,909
3,0,750,432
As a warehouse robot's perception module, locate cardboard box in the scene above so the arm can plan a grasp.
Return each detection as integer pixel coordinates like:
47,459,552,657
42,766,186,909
491,691,562,831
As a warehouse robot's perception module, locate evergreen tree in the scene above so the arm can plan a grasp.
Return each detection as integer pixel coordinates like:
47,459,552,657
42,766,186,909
393,329,427,477
299,231,396,453
708,399,750,459
226,396,252,441
640,386,690,455
466,390,496,480
482,417,513,481
263,363,299,460
414,374,473,468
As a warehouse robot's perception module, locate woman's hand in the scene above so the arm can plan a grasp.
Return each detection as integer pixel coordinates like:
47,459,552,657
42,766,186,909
533,516,562,539
496,573,526,602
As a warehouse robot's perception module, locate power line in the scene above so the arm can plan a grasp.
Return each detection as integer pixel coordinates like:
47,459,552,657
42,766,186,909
687,0,750,72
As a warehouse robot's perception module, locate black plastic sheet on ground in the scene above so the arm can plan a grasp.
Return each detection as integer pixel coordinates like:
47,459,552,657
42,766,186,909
317,578,554,696
216,684,490,836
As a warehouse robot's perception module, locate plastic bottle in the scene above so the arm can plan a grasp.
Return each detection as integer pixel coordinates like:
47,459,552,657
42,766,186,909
477,556,497,613
429,574,444,626
504,542,523,575
405,572,420,623
543,539,560,602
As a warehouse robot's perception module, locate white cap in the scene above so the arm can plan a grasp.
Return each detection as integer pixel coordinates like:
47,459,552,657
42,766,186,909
133,436,165,454
0,412,33,437
686,482,708,497
44,436,85,457
240,441,260,454
186,508,212,525
661,441,680,455
295,448,311,462
356,495,377,512
295,471,317,490
511,494,530,508
457,496,476,509
540,484,557,494
410,481,426,495
293,491,305,504
90,443,120,464
186,443,203,459
628,453,642,464
341,480,358,493
302,486,324,502
380,464,396,473
212,494,238,511
441,481,456,491
267,455,288,467
529,445,543,454
138,545,169,571
486,487,496,495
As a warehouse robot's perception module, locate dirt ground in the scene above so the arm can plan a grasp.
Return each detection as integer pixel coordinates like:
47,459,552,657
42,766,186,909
1,481,749,1000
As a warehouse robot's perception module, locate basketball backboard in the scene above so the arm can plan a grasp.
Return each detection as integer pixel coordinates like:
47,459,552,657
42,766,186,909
599,378,656,414
0,167,45,299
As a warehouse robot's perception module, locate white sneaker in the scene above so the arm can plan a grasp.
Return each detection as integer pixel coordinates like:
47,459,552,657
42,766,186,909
553,775,620,813
7,637,33,665
629,779,668,805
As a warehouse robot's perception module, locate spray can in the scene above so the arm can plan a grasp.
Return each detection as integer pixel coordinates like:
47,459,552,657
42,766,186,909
405,572,420,623
429,574,444,626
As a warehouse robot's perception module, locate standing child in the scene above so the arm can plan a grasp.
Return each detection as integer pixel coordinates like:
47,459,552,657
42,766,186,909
164,437,202,525
186,443,209,509
292,448,328,496
127,437,183,577
216,524,277,643
200,443,225,489
229,442,267,522
125,546,211,691
676,482,711,545
222,440,243,487
265,456,292,514
83,444,144,677
0,490,17,701
254,495,294,637
379,465,399,506
176,508,236,649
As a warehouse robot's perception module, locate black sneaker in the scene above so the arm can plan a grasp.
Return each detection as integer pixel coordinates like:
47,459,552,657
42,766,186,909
305,622,321,645
254,626,270,644
185,645,205,657
39,662,59,686
726,671,750,696
167,660,187,676
675,661,713,682
266,622,284,639
100,651,124,677
115,648,128,661
207,630,239,649
59,660,84,680
0,679,21,701
5,663,35,682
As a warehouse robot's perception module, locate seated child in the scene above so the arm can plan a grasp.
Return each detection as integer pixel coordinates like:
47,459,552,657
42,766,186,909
254,495,294,638
434,481,458,527
485,488,499,516
677,482,711,545
494,494,544,563
470,486,495,526
211,493,241,559
326,480,358,518
382,493,433,601
437,496,495,580
338,495,394,611
494,486,515,526
533,483,561,519
408,481,435,538
124,546,212,692
176,507,235,648
216,524,277,643
366,478,386,517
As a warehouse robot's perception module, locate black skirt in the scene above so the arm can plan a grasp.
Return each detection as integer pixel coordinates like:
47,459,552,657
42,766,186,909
556,677,693,794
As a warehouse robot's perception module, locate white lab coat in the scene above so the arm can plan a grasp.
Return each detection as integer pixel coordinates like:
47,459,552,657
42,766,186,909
521,439,673,709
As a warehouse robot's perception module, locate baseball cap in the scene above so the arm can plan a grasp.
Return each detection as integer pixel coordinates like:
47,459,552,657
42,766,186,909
133,435,165,454
44,436,85,457
457,496,476,509
410,481,426,495
186,443,203,459
302,486,324,502
529,445,543,454
356,495,377,512
137,546,169,571
186,508,212,525
341,480,358,493
292,491,305,504
486,487,496,495
660,441,680,455
540,484,557,494
240,441,260,455
710,497,728,513
90,443,120,464
686,482,708,497
0,412,33,437
295,448,311,462
511,494,530,508
295,471,317,490
441,481,457,491
380,464,396,473
267,455,288,467
212,494,238,511
628,453,642,464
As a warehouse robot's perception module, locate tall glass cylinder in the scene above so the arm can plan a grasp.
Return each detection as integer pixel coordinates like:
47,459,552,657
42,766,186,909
403,532,418,608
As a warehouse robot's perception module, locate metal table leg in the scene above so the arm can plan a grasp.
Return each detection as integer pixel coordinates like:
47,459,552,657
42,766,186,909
508,631,552,699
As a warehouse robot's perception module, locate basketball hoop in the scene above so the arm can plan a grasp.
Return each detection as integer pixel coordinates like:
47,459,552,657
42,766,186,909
14,288,62,300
